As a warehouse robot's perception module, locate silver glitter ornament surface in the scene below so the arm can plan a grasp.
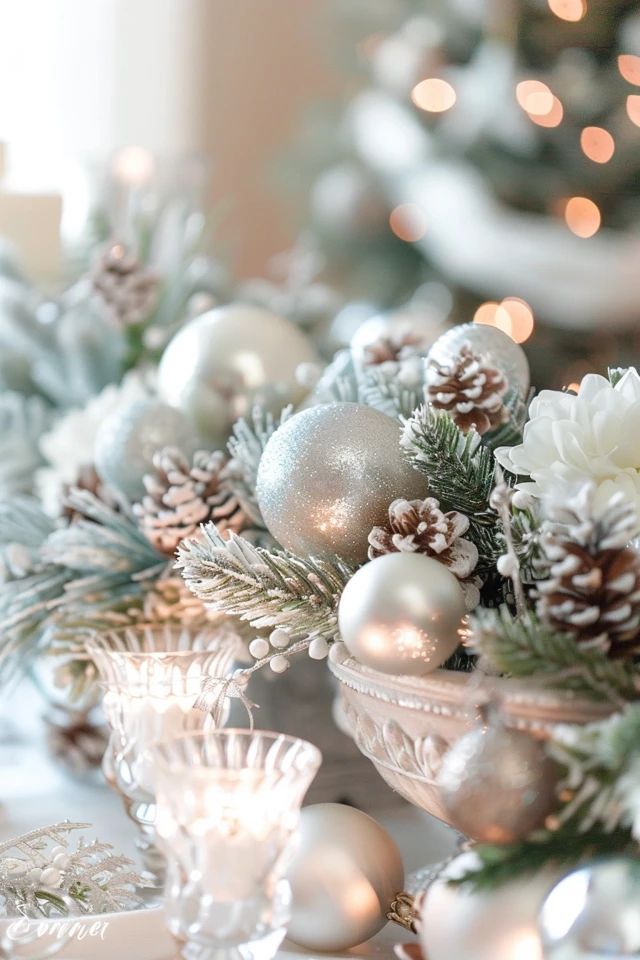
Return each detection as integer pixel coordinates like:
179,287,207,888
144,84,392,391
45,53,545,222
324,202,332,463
157,304,318,449
436,721,557,842
540,857,640,959
338,553,465,675
255,402,427,564
287,803,404,952
427,323,530,398
94,399,197,501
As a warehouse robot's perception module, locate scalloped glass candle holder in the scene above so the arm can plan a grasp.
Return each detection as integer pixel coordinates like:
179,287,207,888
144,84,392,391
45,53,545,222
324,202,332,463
87,623,239,880
152,729,321,960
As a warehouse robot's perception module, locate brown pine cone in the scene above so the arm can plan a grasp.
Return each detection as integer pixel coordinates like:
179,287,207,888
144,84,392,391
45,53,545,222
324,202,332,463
363,330,425,367
133,447,249,556
426,344,509,435
63,464,120,521
536,494,640,658
91,243,158,327
368,497,482,610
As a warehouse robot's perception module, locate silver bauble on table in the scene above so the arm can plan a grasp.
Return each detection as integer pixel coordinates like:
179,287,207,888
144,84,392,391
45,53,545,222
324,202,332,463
540,857,640,959
436,719,557,842
338,553,466,675
255,403,427,564
427,322,530,398
94,399,197,501
287,802,404,952
157,304,318,449
420,852,554,960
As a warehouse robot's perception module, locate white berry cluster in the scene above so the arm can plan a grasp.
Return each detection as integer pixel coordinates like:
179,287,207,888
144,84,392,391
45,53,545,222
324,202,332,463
249,629,330,673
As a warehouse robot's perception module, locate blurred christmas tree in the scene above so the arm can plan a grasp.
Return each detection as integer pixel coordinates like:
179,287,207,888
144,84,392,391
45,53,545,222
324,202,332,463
285,0,640,386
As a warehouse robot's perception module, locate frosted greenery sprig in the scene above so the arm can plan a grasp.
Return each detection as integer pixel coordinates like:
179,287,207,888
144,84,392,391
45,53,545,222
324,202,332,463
226,405,293,525
0,822,148,918
469,606,639,705
178,525,353,651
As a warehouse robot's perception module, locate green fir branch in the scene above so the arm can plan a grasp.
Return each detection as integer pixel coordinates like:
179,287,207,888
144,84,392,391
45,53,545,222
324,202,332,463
359,367,424,420
453,827,634,890
400,405,500,567
177,524,353,642
470,606,639,703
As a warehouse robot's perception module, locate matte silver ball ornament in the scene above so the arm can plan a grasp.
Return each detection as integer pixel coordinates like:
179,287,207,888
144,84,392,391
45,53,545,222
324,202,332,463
540,857,640,959
338,553,465,675
287,803,404,952
94,399,197,501
427,322,530,398
157,304,318,449
436,720,558,842
255,403,427,564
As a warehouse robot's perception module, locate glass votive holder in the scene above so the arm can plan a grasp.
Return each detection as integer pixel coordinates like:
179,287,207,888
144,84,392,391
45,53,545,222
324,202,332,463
86,623,240,881
152,729,322,960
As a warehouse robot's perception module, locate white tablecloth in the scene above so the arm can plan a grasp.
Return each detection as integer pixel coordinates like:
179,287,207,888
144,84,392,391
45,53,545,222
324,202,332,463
0,680,457,959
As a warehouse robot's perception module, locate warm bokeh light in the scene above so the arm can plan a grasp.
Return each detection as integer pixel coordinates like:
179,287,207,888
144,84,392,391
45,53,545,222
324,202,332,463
411,78,457,113
389,203,428,242
566,382,581,393
580,126,615,163
547,0,586,21
529,96,563,128
474,299,534,343
500,298,535,343
564,197,601,238
516,80,554,116
626,95,640,127
112,146,155,185
618,54,640,86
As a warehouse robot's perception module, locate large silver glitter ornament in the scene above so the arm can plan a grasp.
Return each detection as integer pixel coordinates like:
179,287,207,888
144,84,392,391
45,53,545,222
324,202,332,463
287,803,404,952
157,304,318,448
427,323,530,398
94,399,197,501
256,403,427,564
338,553,465,675
436,719,557,842
540,857,640,959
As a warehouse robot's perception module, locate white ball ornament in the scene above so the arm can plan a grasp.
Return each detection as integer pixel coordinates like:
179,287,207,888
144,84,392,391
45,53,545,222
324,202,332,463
287,803,404,952
338,553,466,675
94,399,197,501
256,403,427,564
157,304,318,448
420,853,554,960
427,322,530,398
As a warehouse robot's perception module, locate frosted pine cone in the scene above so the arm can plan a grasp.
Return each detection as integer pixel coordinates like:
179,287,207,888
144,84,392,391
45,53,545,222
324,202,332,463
133,448,249,556
368,497,482,610
426,344,509,435
363,330,425,366
536,489,640,657
91,243,158,327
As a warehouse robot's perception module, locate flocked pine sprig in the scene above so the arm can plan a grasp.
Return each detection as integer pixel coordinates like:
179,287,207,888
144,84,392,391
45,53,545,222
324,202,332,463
0,393,50,498
226,405,293,525
359,365,426,420
0,821,147,918
400,405,500,569
470,606,639,705
177,525,353,655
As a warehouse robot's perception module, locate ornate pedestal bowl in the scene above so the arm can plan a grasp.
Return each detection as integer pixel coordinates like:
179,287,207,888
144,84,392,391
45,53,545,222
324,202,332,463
328,642,613,826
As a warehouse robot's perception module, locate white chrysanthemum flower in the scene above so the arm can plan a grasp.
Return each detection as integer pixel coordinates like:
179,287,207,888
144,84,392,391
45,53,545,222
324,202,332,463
495,370,640,516
36,370,153,515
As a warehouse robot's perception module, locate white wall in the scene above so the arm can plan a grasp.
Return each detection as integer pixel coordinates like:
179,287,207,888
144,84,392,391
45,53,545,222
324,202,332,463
0,0,334,276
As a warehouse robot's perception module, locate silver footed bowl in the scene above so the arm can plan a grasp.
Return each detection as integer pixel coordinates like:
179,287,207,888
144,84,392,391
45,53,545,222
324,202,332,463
328,642,613,826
